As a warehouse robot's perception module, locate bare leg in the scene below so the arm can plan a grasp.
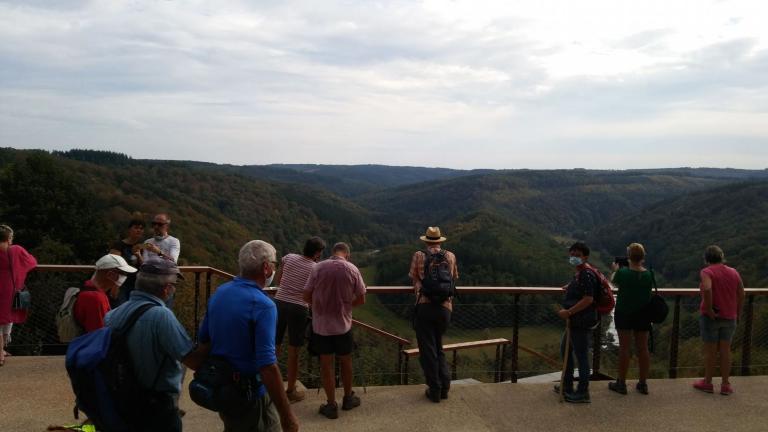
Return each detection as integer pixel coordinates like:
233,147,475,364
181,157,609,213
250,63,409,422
0,333,5,365
287,345,300,392
617,330,632,381
635,331,650,382
338,354,353,396
702,342,717,383
718,340,732,385
320,354,336,404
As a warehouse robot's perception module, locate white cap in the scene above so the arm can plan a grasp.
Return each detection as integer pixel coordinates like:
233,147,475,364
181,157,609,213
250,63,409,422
94,254,138,273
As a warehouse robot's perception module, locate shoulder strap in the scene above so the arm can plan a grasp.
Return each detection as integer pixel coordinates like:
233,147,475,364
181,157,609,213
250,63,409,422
114,302,157,337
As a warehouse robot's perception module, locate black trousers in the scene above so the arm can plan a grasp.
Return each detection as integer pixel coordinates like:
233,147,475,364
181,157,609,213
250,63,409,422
414,303,451,392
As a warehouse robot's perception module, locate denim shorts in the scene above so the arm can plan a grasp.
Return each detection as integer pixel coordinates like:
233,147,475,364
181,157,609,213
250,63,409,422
699,315,736,343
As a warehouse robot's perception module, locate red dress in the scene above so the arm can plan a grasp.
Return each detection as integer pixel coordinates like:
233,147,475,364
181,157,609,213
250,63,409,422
0,245,38,325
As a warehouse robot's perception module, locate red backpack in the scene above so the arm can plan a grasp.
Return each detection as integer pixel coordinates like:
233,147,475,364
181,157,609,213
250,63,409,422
581,263,615,315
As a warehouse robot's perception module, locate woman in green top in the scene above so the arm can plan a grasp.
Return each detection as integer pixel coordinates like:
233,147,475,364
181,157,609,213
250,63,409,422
609,243,653,395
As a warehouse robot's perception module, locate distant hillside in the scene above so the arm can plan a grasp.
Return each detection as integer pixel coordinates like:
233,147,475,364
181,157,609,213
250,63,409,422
0,149,393,271
361,169,737,238
594,181,768,287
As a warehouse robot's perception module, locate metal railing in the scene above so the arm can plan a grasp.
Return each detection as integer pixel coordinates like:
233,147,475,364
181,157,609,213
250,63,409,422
9,265,768,386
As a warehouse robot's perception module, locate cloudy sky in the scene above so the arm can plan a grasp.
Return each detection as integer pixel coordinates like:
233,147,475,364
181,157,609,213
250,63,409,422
1,0,767,169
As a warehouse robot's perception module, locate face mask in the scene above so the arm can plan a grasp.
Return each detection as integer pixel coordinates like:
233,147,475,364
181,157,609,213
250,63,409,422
569,256,583,266
154,235,165,241
264,268,275,287
427,246,441,254
115,274,127,287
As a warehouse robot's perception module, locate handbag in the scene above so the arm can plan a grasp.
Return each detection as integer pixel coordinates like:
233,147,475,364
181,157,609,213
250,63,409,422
189,355,262,416
646,269,668,324
8,249,31,311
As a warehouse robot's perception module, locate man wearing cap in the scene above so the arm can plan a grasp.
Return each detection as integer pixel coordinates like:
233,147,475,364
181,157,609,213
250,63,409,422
104,259,204,431
73,254,137,333
409,227,459,403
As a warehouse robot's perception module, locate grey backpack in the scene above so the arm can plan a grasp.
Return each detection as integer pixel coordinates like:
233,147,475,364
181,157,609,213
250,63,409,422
57,287,84,342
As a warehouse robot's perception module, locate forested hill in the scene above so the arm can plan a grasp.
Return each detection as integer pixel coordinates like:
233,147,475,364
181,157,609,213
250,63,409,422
594,181,768,288
0,149,394,272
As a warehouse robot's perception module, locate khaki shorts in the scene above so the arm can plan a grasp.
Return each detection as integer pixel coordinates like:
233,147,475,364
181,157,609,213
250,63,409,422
219,393,281,432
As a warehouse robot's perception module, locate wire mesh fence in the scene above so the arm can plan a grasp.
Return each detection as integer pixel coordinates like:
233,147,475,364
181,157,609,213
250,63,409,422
7,268,768,389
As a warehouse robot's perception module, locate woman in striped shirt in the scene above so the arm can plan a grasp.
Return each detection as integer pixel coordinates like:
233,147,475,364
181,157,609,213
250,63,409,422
274,236,325,403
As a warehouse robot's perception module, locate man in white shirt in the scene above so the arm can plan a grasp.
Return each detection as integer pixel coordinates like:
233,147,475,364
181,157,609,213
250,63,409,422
142,213,181,263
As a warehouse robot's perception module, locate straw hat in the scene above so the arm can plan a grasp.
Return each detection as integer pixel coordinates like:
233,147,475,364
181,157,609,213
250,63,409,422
420,226,447,243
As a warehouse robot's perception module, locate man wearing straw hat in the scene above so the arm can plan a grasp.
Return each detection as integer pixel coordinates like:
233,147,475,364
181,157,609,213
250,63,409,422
556,242,599,404
409,227,459,403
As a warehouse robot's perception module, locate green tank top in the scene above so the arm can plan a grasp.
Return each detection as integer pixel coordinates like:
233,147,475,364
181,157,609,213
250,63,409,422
613,267,653,315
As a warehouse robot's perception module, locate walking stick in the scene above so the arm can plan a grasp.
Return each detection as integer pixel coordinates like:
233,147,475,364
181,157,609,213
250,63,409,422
559,318,571,403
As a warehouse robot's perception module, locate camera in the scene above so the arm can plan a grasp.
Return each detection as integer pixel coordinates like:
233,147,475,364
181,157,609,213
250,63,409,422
614,256,629,268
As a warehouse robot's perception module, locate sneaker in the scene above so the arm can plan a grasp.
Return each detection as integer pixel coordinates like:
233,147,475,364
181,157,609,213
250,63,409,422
319,402,338,419
286,389,306,403
425,388,440,403
564,391,591,404
636,382,649,395
342,392,361,411
608,381,627,395
693,379,714,393
720,383,733,395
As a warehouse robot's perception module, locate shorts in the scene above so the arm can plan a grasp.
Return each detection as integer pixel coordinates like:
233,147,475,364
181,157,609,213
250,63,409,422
614,311,651,332
312,330,353,356
275,300,308,347
699,316,736,343
219,393,281,432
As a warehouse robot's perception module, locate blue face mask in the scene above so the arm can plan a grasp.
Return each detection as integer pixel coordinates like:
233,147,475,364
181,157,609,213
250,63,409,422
569,256,583,266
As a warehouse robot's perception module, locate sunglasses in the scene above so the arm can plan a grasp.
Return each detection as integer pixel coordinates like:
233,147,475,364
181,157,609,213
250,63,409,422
151,222,168,227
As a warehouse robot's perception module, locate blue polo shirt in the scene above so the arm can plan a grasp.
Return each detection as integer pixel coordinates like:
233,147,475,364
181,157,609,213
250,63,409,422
104,291,194,394
199,277,277,397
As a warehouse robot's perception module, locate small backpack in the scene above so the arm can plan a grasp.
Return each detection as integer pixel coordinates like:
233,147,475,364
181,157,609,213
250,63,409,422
420,250,455,303
57,287,84,343
65,303,158,432
582,264,616,315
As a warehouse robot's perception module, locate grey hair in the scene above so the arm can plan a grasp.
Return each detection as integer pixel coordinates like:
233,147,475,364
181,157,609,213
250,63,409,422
136,272,177,297
239,240,276,276
0,225,13,242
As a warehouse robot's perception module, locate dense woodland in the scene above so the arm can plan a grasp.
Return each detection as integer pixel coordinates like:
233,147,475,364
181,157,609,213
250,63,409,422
1,147,766,290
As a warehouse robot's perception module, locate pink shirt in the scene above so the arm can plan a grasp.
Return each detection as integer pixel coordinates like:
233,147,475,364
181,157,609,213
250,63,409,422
304,256,366,336
699,264,742,319
275,254,315,307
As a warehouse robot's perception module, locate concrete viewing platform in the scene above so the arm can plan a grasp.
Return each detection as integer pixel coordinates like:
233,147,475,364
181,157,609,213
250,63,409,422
1,356,766,432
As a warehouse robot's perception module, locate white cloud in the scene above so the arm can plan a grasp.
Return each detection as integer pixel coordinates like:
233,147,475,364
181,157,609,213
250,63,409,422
0,0,766,169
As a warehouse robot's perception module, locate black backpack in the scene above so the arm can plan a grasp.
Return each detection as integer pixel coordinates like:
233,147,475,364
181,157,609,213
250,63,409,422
420,250,455,303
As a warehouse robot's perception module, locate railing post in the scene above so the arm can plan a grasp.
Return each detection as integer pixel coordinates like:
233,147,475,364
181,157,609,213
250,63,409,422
205,271,212,304
741,295,755,376
397,345,404,385
193,272,201,341
668,295,682,378
494,344,502,383
510,294,520,383
451,350,458,380
402,354,409,385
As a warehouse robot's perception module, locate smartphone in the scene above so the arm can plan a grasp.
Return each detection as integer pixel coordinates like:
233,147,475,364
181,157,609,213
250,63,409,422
614,256,629,268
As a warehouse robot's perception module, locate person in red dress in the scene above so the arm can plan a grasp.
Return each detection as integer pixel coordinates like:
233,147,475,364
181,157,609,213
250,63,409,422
0,224,37,366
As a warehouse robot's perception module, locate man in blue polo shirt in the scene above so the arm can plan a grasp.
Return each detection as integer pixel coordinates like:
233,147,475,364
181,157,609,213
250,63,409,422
199,240,298,432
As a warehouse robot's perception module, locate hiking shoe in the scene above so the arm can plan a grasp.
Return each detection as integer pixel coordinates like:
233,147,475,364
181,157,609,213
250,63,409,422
425,388,440,403
342,392,361,411
319,402,338,419
440,388,449,400
287,389,306,403
608,381,627,395
564,391,591,404
720,383,733,395
693,379,714,393
636,382,649,395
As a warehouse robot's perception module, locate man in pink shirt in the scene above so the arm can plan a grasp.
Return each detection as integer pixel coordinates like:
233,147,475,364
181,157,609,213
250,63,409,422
303,242,366,419
693,245,745,395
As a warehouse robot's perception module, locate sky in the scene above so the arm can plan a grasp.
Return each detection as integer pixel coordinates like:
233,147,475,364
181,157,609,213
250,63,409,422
1,0,767,170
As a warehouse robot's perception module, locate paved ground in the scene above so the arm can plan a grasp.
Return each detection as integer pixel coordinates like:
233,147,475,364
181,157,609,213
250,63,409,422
1,356,766,432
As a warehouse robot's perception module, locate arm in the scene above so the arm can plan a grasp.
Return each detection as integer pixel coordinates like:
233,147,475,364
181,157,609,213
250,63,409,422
260,363,299,432
700,272,716,318
558,296,594,319
302,269,316,304
352,269,366,307
181,342,210,371
168,238,181,262
273,266,284,288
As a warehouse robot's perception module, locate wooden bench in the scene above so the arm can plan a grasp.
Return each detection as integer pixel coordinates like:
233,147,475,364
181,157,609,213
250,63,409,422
401,338,511,384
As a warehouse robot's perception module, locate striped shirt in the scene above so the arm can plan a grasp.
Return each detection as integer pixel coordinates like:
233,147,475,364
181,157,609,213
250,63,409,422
275,254,315,307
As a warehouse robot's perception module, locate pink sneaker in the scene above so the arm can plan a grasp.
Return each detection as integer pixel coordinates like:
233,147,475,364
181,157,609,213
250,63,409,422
693,379,714,393
720,383,733,395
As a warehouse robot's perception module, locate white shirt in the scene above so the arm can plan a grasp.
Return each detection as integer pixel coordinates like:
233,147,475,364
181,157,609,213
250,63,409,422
142,235,181,263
